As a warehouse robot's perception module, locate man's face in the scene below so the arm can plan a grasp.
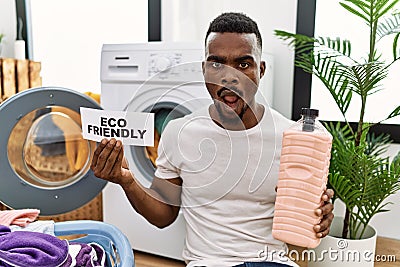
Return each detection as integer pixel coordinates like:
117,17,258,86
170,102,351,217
203,32,265,122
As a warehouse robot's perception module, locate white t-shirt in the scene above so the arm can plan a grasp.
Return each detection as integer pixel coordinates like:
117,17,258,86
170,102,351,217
155,105,298,267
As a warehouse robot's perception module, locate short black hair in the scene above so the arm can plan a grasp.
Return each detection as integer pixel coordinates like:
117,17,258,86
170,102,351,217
205,12,262,50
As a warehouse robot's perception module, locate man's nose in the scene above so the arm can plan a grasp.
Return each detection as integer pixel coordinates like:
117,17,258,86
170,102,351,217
221,69,239,85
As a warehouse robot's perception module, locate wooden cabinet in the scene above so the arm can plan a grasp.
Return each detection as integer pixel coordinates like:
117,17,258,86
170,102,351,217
0,58,42,102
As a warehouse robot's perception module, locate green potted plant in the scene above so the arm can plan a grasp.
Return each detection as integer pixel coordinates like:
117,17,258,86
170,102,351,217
275,0,400,265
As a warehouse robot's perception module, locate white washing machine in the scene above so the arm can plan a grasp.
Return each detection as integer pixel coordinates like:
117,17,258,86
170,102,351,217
100,42,274,260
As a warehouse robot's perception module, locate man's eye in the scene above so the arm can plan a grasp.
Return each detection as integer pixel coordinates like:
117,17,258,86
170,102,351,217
212,62,222,68
239,62,249,69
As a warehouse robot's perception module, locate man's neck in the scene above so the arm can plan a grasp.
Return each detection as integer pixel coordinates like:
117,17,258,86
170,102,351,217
209,103,265,131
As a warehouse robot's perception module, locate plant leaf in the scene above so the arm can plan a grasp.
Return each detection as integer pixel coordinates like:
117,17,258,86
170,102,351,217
376,12,400,39
365,132,391,156
325,120,400,238
328,173,362,209
317,37,352,57
338,61,388,97
312,57,352,117
340,2,370,23
375,0,400,21
394,32,400,59
385,105,400,120
391,150,400,171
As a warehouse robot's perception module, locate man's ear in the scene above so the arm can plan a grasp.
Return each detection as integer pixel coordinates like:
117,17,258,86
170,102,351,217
202,61,205,75
259,61,266,79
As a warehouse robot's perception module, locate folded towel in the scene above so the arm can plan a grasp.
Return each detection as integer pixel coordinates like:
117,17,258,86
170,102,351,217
0,209,40,227
10,220,55,236
0,225,69,267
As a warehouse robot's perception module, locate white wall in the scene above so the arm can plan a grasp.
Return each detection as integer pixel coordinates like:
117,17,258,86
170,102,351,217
0,0,148,94
29,0,148,94
0,0,17,58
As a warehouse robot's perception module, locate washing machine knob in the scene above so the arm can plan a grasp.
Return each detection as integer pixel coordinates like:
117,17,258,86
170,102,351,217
155,57,172,72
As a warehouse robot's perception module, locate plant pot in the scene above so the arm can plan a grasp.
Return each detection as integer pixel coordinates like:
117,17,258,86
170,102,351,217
307,216,377,267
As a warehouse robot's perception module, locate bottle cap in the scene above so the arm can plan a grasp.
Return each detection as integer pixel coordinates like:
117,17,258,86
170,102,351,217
301,108,319,117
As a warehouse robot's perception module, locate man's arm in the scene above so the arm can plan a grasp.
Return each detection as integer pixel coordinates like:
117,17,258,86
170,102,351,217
91,138,182,228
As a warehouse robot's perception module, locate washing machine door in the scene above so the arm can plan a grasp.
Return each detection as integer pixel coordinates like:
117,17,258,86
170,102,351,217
0,87,106,215
127,101,191,187
122,84,212,188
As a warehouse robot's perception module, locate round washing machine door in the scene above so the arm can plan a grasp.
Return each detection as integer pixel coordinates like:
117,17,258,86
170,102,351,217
123,84,212,187
0,87,106,215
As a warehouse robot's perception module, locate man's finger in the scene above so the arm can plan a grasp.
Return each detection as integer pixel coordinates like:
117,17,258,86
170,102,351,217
314,213,334,237
94,138,117,175
322,189,334,202
317,226,331,238
111,141,124,176
91,138,108,170
315,202,334,217
100,138,121,177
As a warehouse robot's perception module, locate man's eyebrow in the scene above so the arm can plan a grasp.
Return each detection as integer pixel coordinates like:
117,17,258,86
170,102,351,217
234,55,255,62
206,55,226,62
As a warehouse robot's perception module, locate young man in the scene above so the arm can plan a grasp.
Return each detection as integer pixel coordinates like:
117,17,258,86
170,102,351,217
91,12,334,267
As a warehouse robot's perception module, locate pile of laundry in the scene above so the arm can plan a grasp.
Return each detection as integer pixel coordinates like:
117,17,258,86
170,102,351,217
0,209,107,267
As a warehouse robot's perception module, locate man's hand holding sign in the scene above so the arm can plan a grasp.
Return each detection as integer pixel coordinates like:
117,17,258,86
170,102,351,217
84,107,181,227
80,107,154,146
81,107,155,187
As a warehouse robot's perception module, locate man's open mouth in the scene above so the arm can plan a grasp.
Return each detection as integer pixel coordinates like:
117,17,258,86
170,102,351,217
222,94,239,108
217,88,243,109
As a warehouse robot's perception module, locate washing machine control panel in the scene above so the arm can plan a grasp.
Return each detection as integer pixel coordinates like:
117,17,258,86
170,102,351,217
153,56,173,72
149,53,181,74
101,44,205,84
148,52,203,81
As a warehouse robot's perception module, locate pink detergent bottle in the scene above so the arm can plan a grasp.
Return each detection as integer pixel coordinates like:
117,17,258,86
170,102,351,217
272,108,332,248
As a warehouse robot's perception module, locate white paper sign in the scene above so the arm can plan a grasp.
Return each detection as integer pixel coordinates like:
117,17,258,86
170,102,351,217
80,107,154,146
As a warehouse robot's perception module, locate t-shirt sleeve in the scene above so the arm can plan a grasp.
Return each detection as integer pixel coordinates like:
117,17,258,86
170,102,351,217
154,122,181,179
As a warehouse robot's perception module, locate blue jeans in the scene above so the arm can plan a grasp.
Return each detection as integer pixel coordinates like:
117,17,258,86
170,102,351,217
233,262,292,267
